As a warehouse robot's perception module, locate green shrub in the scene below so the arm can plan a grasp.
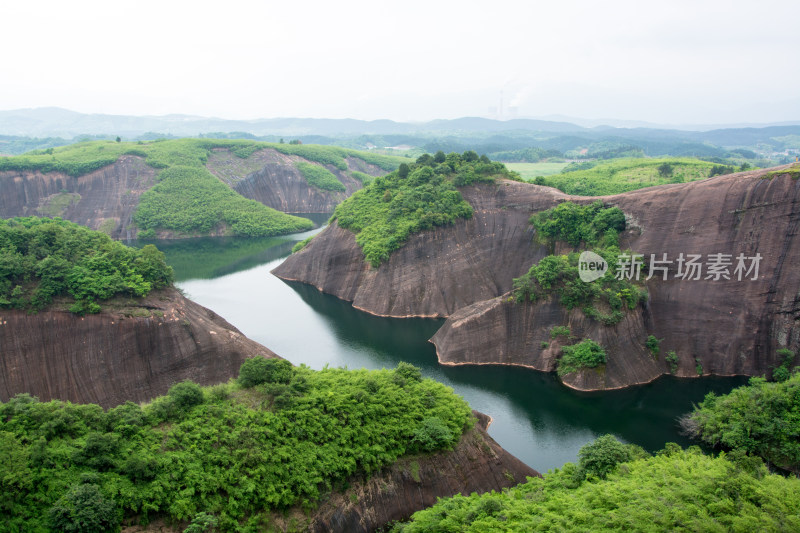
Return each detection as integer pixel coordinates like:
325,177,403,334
295,162,346,192
168,381,205,410
238,356,294,388
184,512,218,533
666,351,679,373
411,417,454,453
646,335,662,358
48,484,120,533
291,235,314,253
550,326,571,339
558,339,607,376
350,170,374,184
773,348,796,382
395,362,423,383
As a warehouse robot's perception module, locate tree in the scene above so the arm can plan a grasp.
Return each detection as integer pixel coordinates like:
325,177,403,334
577,434,634,479
167,381,204,410
397,163,410,179
115,136,121,143
433,150,446,163
49,484,120,533
238,356,293,387
657,162,674,178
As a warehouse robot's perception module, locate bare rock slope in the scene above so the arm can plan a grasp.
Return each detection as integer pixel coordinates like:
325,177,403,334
274,166,800,390
0,288,276,407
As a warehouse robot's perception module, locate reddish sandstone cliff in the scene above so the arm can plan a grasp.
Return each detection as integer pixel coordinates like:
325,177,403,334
0,155,156,240
0,288,276,407
274,166,800,390
206,148,381,213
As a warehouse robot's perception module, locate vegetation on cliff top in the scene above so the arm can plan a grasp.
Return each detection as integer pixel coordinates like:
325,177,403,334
394,436,800,532
0,138,403,238
0,217,173,314
682,369,800,474
534,157,737,196
333,151,521,267
294,161,346,192
0,359,472,532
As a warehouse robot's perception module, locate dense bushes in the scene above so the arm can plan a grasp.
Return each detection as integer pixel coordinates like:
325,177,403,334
333,152,519,267
531,200,625,247
557,339,606,376
0,217,173,313
513,201,647,325
295,162,346,192
394,438,800,532
238,356,293,387
683,371,800,473
0,361,472,531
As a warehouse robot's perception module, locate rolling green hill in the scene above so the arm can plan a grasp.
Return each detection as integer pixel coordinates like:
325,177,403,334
0,139,404,238
536,157,737,196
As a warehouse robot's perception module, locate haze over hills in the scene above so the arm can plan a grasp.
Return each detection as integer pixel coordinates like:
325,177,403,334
2,106,799,140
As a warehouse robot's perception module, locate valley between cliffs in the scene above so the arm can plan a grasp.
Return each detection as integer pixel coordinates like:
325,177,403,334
274,165,800,390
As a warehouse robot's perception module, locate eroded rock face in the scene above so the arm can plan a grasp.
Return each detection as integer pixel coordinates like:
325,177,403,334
274,166,800,390
306,412,537,533
207,148,380,213
0,148,386,238
0,155,156,240
0,289,276,407
273,181,566,317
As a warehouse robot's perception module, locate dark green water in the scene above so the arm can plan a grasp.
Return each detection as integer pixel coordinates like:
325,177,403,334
142,228,748,473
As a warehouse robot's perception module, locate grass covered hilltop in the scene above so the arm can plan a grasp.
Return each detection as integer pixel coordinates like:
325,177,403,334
0,217,173,314
0,358,472,532
0,138,405,238
329,150,521,267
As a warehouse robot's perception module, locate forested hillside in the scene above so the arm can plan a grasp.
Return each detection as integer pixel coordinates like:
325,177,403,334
0,359,472,532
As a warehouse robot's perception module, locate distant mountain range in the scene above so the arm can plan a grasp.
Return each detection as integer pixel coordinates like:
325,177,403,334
2,107,798,139
1,108,799,161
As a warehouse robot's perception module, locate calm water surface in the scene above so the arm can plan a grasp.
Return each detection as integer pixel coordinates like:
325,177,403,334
137,223,747,472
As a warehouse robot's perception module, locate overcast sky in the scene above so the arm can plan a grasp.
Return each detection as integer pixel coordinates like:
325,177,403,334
2,0,799,125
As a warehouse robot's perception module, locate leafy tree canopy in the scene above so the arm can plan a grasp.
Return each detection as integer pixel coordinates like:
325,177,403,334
0,217,173,314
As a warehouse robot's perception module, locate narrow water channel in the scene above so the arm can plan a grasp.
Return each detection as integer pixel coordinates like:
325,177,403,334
137,224,747,472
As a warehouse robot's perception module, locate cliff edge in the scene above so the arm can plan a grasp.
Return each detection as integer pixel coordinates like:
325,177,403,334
0,288,276,407
274,166,800,389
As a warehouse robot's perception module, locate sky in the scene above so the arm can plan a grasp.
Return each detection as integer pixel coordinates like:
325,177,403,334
2,0,799,125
